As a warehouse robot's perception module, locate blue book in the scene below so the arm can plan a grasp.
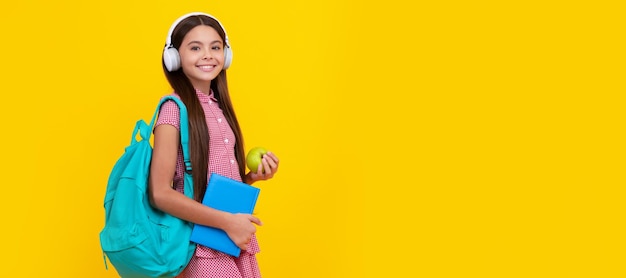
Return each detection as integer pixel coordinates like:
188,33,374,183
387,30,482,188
190,173,261,257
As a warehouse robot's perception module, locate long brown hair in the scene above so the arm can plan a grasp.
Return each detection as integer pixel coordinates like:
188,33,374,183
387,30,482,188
162,15,246,202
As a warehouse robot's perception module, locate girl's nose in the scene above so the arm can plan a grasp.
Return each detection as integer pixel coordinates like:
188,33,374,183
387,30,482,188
202,50,213,60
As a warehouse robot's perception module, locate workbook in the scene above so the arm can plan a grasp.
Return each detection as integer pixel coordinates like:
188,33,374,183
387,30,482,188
189,173,260,257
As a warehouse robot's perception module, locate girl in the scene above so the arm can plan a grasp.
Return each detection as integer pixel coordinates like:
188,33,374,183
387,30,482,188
148,12,279,278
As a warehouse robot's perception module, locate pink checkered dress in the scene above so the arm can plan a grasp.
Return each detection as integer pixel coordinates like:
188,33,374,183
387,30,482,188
156,90,261,278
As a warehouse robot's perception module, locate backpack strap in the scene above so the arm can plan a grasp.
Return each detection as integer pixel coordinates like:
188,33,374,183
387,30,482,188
147,96,193,198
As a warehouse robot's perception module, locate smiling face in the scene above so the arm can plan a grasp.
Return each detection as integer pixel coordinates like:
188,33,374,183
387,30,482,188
178,25,225,92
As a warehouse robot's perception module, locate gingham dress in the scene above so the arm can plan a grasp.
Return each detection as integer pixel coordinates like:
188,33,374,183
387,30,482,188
156,90,261,278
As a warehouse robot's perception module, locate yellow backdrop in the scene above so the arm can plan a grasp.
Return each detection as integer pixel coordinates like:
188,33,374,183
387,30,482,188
0,0,623,277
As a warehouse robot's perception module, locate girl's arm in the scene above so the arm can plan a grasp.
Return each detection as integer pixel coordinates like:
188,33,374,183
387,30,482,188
148,124,261,250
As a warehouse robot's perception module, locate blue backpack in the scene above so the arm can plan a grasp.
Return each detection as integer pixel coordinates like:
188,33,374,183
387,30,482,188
100,96,196,277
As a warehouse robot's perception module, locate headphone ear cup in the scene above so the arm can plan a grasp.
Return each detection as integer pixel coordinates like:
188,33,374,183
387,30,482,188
223,46,232,70
163,47,181,72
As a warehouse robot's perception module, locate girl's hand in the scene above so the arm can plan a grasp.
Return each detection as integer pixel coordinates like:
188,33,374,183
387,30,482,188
223,213,262,251
246,151,279,184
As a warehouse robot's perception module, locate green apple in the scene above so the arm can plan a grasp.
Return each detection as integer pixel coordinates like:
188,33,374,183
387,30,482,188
246,147,268,173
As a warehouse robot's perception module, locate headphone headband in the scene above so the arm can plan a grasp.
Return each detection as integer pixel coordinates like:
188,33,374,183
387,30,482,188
164,12,230,50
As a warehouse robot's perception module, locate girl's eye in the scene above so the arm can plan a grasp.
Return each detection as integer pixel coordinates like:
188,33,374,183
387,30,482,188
191,46,200,51
212,46,222,50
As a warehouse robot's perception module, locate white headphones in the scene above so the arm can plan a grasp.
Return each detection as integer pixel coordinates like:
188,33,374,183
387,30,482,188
163,12,232,72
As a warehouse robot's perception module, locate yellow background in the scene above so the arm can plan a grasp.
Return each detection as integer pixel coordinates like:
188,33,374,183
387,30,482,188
0,0,623,277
